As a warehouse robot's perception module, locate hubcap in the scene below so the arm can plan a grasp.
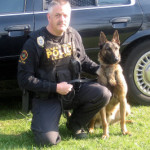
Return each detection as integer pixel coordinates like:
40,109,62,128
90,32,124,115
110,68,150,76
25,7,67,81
134,51,150,96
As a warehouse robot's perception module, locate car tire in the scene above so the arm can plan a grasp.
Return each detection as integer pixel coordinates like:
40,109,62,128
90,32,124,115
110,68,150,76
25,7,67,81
124,40,150,105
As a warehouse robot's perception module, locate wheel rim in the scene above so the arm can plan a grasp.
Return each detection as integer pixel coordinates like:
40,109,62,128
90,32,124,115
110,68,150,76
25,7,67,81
134,51,150,97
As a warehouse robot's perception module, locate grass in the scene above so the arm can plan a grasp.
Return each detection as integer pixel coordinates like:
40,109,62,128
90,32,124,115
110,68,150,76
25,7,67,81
0,97,150,150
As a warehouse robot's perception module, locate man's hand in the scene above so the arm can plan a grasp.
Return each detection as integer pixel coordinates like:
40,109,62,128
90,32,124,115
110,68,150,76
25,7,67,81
56,82,73,95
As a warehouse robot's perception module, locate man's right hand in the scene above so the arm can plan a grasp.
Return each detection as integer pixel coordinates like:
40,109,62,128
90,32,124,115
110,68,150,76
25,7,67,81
56,82,73,95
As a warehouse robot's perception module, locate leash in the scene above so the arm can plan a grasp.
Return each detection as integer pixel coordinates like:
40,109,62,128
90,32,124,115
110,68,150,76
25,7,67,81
60,78,97,118
68,78,97,84
59,89,75,119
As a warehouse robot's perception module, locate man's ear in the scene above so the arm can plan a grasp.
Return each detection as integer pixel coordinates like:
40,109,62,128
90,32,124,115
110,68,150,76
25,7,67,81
111,30,120,45
47,13,50,22
99,31,107,47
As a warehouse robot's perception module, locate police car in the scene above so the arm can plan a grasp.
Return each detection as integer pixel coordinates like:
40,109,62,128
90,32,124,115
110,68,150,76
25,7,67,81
0,0,150,105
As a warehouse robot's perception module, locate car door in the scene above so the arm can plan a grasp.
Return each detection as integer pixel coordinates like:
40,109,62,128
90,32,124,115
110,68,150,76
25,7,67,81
0,0,34,80
70,0,143,62
33,0,143,63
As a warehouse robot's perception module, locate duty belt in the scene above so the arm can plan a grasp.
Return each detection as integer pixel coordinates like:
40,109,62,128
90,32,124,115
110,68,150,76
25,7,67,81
35,93,58,99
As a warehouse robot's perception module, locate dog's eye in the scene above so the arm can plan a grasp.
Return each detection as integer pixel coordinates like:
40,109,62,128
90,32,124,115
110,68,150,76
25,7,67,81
106,47,111,51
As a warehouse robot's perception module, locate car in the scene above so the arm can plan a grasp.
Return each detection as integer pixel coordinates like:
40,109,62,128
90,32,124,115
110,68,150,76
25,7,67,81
0,0,150,106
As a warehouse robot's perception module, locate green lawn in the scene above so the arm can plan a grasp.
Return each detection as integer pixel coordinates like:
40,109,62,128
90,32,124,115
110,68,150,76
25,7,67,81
0,98,150,150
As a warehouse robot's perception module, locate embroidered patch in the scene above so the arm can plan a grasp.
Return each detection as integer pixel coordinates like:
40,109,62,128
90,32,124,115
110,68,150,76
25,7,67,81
20,50,28,61
46,42,72,60
37,36,44,47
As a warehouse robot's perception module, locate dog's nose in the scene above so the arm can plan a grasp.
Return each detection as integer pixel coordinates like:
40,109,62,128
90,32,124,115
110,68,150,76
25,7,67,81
114,57,119,62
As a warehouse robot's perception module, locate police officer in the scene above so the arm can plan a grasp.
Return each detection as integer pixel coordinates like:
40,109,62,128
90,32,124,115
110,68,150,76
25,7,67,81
18,0,111,146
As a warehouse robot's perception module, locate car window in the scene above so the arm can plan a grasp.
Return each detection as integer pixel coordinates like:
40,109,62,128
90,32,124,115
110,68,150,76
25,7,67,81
70,0,96,6
0,0,24,14
43,0,96,10
97,0,130,5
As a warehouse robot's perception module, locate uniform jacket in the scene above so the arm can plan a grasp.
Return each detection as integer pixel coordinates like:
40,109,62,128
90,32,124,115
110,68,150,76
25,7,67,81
17,26,99,94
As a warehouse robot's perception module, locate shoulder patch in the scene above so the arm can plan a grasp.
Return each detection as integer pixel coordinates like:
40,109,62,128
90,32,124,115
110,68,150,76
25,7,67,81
20,50,28,61
19,50,28,64
37,36,45,47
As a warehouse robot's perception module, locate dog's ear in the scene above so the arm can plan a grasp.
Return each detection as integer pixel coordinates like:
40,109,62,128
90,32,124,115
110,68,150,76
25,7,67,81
99,31,108,48
112,30,120,45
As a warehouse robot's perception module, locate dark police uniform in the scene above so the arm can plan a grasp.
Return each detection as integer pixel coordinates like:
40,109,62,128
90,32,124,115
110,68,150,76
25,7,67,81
18,26,111,145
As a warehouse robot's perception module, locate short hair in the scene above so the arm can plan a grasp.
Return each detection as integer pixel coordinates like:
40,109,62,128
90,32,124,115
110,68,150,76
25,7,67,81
48,0,71,14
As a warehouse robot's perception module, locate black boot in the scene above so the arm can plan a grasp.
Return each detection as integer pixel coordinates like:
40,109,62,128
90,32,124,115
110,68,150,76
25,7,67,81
66,118,87,139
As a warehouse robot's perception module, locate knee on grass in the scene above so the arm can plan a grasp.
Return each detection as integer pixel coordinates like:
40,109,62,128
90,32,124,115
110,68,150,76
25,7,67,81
33,130,61,146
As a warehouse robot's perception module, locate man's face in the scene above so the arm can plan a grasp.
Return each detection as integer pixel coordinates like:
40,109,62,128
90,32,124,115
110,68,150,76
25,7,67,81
47,3,71,36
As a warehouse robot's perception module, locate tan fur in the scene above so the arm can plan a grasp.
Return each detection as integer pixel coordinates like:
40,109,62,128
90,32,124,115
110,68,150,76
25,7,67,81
89,30,132,138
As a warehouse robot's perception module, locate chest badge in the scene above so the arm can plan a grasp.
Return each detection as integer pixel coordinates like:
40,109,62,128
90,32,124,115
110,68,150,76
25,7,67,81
37,36,45,47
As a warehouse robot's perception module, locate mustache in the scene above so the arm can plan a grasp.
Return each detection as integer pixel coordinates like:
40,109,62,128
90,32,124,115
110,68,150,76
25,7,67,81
57,22,66,26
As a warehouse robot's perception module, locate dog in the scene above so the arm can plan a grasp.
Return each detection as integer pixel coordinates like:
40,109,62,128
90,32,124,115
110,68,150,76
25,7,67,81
88,30,131,139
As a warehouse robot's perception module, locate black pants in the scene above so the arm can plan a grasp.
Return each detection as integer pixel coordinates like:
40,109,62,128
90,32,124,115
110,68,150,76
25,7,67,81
31,82,111,146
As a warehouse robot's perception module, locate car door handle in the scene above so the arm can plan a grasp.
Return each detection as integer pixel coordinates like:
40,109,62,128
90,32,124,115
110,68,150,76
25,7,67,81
4,24,30,31
110,17,131,28
110,17,131,23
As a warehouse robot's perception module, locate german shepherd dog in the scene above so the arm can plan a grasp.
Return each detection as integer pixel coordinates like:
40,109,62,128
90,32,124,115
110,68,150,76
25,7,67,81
89,30,131,139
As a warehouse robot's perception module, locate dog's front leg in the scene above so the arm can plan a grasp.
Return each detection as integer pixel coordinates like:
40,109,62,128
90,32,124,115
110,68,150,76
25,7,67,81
89,117,96,133
100,107,109,139
120,98,130,135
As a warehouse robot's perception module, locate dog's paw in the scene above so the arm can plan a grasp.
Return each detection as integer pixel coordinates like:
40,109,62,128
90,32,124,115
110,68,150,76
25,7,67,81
89,128,94,134
109,78,116,86
126,120,134,124
122,130,132,136
102,134,109,139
